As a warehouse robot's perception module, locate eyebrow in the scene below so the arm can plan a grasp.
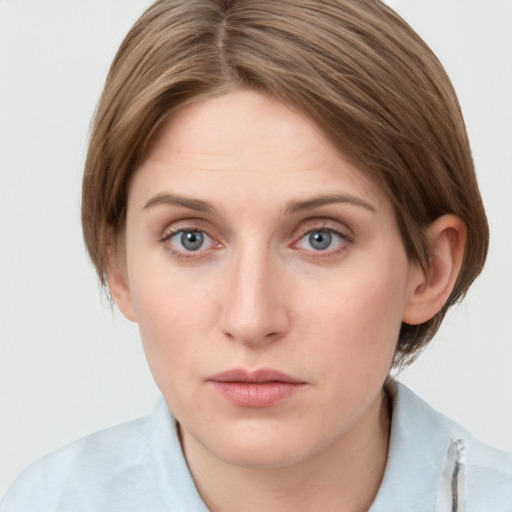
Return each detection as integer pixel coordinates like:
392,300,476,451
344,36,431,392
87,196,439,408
284,194,376,214
143,193,216,214
143,192,376,215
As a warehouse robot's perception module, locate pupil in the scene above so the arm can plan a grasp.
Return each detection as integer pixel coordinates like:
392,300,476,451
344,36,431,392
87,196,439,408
309,231,331,250
181,231,204,251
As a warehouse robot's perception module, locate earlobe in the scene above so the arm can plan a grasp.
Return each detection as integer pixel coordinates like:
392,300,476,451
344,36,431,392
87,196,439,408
106,235,137,322
402,214,466,325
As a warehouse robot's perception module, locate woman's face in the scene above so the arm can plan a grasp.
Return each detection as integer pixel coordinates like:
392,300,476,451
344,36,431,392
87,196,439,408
116,89,420,469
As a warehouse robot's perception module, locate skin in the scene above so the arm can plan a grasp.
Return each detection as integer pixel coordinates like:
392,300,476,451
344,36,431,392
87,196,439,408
109,89,466,512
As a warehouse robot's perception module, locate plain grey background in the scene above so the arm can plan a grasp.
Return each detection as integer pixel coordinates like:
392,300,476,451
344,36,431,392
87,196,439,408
1,0,511,497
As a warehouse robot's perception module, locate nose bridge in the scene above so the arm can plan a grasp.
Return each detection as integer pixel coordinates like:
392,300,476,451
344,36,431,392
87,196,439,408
221,241,288,345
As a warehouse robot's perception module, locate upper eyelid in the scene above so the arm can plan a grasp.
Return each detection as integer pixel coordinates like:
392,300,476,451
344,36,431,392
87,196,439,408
161,225,203,235
293,219,352,239
295,228,348,247
160,218,216,237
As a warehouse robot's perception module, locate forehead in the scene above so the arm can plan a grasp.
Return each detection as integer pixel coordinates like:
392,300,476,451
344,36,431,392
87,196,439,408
149,90,337,165
131,89,388,214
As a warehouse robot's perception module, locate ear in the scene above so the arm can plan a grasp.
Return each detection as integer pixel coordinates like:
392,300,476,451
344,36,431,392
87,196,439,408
402,214,466,325
106,234,137,322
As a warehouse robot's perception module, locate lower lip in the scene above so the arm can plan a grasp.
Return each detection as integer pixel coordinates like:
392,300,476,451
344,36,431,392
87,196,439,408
209,381,305,408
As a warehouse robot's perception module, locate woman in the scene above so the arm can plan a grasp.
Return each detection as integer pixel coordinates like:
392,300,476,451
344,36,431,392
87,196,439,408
2,1,511,510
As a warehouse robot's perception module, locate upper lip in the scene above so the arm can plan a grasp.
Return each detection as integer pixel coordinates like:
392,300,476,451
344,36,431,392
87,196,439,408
208,368,305,384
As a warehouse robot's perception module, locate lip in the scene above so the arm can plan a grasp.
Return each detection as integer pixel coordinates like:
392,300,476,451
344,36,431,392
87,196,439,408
207,368,307,408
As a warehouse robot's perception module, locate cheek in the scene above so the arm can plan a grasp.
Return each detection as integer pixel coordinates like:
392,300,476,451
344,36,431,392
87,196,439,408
295,258,409,377
128,265,220,385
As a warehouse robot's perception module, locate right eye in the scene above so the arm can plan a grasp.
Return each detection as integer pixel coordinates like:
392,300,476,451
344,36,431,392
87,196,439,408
162,229,219,258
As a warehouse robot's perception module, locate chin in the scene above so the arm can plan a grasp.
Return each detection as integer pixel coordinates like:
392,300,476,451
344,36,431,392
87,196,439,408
196,419,329,470
216,440,311,470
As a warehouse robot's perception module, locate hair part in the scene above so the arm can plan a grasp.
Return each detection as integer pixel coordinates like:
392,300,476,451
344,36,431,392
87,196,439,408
82,0,489,367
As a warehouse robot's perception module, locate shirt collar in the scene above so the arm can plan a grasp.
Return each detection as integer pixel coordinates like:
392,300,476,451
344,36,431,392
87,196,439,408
370,382,463,511
149,398,209,511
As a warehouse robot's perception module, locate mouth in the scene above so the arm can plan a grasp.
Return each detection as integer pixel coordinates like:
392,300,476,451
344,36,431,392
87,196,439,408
207,368,307,408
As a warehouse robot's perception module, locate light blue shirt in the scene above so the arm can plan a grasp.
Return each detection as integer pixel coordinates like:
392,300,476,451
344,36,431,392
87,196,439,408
2,383,511,511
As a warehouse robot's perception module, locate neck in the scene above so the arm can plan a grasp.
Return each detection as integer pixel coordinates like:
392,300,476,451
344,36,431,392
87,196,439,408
181,389,391,512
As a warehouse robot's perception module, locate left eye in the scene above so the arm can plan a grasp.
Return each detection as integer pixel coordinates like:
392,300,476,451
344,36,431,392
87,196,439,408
297,229,345,252
168,230,214,252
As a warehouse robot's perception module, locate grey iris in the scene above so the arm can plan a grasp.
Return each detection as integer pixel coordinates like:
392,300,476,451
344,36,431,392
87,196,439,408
309,231,332,250
181,231,204,251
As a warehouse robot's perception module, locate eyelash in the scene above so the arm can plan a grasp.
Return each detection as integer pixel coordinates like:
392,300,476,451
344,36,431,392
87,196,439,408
159,222,353,261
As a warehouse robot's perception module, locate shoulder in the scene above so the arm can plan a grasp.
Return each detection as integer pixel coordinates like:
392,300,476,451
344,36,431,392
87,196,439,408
1,398,209,512
464,435,512,510
379,382,512,511
0,412,161,511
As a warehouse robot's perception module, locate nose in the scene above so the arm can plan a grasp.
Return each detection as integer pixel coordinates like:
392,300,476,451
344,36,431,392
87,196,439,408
220,246,290,346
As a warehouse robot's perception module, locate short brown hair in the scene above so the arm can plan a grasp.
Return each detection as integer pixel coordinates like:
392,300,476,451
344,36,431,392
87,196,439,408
82,0,489,367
